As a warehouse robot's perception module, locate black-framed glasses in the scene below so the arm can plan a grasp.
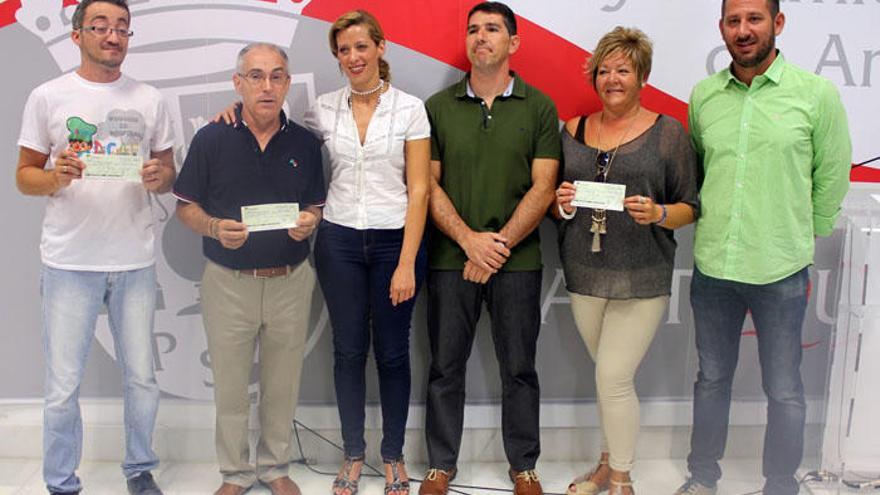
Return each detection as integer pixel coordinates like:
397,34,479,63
238,70,291,86
80,25,134,38
594,151,610,182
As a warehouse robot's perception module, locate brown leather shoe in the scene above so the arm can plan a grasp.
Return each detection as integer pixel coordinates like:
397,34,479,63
213,482,250,495
509,469,544,495
418,468,456,495
265,476,301,495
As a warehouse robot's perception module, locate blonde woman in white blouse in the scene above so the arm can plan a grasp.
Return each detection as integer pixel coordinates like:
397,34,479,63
305,10,430,495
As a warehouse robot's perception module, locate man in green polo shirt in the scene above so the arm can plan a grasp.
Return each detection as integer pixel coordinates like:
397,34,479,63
674,1,851,495
418,3,560,495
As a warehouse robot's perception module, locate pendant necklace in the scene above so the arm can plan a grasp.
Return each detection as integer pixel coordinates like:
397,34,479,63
590,106,640,253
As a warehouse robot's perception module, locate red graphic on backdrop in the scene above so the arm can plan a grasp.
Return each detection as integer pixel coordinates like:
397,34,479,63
0,0,871,180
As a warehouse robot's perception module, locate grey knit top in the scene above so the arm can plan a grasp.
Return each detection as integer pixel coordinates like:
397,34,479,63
558,114,699,299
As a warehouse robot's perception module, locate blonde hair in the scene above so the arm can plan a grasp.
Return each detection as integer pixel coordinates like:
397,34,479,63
329,10,391,83
586,26,653,91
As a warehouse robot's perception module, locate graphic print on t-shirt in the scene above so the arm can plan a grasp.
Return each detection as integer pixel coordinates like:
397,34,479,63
66,109,147,157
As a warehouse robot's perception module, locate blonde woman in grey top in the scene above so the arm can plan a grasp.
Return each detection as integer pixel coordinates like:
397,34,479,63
554,27,698,495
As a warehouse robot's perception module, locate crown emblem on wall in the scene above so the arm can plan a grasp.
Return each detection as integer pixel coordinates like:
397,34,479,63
15,0,314,44
15,0,77,43
15,0,312,77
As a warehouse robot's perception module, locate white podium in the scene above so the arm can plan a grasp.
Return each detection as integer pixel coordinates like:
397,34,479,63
820,188,880,485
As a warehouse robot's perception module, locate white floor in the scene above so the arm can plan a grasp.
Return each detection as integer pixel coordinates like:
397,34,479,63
0,458,861,495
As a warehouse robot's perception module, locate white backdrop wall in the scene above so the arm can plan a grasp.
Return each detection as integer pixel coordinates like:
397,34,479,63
0,1,876,419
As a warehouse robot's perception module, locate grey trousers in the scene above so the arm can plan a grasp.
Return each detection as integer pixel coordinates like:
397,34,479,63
200,260,315,487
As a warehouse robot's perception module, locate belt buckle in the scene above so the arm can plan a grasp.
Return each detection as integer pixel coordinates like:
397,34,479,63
252,266,289,278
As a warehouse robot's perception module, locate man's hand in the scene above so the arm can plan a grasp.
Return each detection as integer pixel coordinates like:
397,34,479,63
463,260,493,284
288,210,318,241
53,149,84,189
217,219,248,249
461,231,510,272
140,158,164,192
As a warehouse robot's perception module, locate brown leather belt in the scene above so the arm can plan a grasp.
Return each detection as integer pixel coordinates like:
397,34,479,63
238,266,291,278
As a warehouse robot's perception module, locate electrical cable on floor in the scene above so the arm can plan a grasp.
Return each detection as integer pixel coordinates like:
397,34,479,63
290,418,569,495
731,471,825,495
289,417,855,494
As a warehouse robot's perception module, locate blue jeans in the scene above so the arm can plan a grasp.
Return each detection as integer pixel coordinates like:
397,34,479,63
425,269,543,472
688,267,808,495
314,221,426,460
40,265,160,493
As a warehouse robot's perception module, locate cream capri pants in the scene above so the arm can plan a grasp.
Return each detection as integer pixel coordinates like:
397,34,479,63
568,292,669,472
200,260,315,487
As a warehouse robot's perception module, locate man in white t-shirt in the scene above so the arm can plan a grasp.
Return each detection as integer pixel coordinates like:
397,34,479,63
15,1,175,494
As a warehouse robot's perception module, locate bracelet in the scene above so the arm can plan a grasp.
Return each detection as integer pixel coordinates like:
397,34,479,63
655,204,668,225
208,217,219,239
558,203,576,220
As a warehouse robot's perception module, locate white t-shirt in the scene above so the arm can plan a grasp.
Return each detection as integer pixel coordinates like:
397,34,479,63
18,72,174,271
304,85,430,230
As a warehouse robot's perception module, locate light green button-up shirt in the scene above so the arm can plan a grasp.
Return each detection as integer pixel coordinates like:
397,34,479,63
688,54,851,285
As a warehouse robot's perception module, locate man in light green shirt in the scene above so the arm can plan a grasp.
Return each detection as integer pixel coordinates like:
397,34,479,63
674,1,851,495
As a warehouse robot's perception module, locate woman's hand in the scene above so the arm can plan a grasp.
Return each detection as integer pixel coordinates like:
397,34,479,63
389,263,416,306
556,181,577,215
212,101,241,125
624,195,661,225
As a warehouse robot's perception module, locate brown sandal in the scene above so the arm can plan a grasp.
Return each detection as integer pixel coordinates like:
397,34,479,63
332,455,364,495
383,457,410,495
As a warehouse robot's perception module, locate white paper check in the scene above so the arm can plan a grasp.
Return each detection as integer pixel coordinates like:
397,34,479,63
241,203,299,232
81,154,143,182
571,180,626,211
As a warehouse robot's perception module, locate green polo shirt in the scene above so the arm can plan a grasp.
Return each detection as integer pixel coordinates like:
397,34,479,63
689,53,851,284
426,73,561,271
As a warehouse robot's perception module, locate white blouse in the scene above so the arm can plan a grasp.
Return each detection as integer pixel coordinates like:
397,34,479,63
304,85,430,230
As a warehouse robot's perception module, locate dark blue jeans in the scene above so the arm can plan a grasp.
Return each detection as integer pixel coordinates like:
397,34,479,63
425,269,542,472
314,221,426,460
688,267,809,495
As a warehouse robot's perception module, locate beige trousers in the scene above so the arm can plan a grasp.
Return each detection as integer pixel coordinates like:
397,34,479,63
568,292,669,472
200,260,315,487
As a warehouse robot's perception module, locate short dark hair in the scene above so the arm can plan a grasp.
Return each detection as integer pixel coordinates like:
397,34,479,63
721,0,780,18
72,0,131,30
467,1,517,36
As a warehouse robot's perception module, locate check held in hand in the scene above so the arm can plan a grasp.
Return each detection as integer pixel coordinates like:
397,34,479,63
241,203,300,232
80,153,144,182
571,180,626,211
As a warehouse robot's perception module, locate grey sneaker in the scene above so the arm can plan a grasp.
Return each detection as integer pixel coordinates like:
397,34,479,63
673,479,717,495
127,471,163,495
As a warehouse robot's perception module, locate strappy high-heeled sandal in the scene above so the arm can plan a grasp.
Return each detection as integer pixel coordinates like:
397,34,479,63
608,478,634,495
383,457,410,495
332,455,364,495
567,458,610,495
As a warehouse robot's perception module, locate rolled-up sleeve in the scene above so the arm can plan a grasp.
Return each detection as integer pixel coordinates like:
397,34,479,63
810,79,851,237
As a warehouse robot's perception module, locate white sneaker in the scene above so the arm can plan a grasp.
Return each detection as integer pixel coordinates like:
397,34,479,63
672,479,717,495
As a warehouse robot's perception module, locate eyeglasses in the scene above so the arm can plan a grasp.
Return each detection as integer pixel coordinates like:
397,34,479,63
594,151,610,182
80,25,134,38
238,71,291,86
